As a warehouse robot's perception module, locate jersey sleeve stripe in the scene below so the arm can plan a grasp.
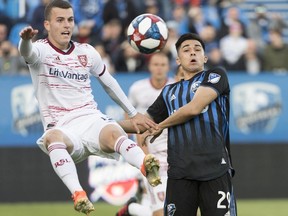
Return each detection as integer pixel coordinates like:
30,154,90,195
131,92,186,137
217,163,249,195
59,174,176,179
99,64,106,77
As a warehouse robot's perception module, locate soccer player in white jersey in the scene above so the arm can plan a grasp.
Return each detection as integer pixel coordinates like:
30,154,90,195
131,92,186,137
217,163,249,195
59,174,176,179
116,52,176,216
18,1,161,215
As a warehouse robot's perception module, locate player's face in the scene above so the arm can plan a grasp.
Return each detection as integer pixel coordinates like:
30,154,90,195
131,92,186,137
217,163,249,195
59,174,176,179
148,54,170,81
44,7,74,50
176,40,207,75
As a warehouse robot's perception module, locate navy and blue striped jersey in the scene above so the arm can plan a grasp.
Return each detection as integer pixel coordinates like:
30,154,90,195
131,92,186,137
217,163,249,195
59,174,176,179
147,67,233,181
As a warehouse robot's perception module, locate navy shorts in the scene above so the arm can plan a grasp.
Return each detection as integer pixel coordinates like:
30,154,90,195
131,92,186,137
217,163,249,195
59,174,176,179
164,172,237,216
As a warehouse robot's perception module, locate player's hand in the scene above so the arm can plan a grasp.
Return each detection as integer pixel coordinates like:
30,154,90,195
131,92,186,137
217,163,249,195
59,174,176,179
130,113,157,134
150,128,163,143
140,127,163,144
19,26,38,40
140,130,151,146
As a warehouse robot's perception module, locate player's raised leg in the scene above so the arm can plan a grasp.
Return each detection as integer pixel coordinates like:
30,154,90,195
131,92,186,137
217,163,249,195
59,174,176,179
44,129,94,215
100,124,161,187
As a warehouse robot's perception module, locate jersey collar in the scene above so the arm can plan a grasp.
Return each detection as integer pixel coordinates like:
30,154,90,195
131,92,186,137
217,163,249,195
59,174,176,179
47,39,75,55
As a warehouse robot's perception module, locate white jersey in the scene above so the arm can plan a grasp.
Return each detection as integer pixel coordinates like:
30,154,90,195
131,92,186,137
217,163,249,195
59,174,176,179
26,39,106,130
128,78,174,154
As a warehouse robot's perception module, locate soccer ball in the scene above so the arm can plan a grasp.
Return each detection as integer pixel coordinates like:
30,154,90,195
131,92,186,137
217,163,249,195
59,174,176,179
127,13,168,54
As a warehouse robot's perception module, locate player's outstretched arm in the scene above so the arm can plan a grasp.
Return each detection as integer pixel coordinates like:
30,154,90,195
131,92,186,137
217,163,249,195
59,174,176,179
18,26,39,61
145,86,218,143
98,71,157,133
129,113,157,134
118,113,156,134
118,119,140,134
157,86,217,130
19,26,38,41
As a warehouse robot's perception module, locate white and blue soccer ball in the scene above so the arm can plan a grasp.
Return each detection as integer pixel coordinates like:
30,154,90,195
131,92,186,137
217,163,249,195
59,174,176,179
127,13,168,54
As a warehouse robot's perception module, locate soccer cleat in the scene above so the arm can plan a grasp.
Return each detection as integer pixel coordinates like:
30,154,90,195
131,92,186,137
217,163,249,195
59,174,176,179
115,197,138,216
72,191,95,215
141,154,162,187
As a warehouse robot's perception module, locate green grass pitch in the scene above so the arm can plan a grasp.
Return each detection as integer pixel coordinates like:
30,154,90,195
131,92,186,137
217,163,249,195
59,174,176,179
0,199,287,216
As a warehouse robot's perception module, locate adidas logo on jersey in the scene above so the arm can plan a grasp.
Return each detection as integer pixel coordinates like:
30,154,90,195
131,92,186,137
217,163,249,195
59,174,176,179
221,158,227,165
170,94,176,101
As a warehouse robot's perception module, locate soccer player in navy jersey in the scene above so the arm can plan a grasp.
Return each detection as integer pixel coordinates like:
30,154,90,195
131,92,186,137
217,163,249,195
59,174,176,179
117,33,237,215
146,33,237,216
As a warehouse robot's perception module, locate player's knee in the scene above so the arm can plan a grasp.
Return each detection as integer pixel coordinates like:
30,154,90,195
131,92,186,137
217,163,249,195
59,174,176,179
43,129,65,149
102,125,125,140
100,125,126,151
110,128,125,141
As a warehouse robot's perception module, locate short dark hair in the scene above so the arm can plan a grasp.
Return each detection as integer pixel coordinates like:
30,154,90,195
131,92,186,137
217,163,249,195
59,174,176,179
44,0,72,20
175,33,205,52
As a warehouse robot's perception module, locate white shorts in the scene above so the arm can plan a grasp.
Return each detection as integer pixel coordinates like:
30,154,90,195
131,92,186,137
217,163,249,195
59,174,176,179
37,110,123,163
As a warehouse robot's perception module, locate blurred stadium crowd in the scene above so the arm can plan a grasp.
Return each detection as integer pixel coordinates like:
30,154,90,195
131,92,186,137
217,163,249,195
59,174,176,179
0,0,288,75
